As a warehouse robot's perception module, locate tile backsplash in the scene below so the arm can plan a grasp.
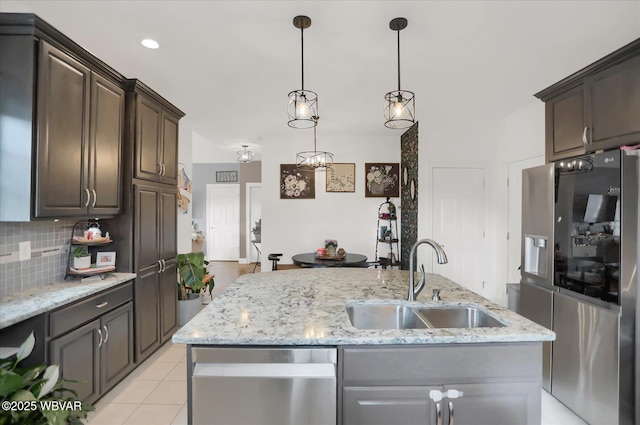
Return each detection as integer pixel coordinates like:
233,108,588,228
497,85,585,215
0,220,75,299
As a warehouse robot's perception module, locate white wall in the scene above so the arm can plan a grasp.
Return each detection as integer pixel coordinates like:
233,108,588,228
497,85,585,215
260,132,400,269
177,118,193,254
490,100,546,306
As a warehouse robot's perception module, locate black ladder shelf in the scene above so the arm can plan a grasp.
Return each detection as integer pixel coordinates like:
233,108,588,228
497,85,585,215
375,197,401,269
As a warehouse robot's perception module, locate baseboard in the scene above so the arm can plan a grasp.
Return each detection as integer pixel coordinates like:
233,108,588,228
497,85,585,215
238,258,249,264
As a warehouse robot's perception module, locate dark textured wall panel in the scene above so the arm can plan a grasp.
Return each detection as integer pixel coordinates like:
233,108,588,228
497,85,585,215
400,122,419,270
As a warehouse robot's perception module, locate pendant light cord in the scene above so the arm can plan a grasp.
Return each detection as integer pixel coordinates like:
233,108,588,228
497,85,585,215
397,29,401,91
301,26,305,90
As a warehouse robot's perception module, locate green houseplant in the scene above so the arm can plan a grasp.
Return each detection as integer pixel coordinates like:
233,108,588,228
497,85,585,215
251,219,261,243
71,247,91,270
0,333,92,425
177,252,215,325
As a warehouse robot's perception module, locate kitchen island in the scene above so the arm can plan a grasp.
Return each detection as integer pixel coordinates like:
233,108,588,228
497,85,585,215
173,268,554,425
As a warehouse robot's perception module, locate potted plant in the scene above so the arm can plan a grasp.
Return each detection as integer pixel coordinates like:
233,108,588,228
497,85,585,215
71,247,91,270
0,332,92,424
177,252,215,326
251,219,261,243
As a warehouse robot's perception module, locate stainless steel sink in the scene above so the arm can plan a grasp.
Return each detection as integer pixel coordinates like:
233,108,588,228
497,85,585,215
346,304,429,329
418,307,505,328
346,303,506,330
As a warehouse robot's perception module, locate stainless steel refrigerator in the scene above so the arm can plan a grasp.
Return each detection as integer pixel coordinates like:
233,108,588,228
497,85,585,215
519,163,555,392
520,149,639,425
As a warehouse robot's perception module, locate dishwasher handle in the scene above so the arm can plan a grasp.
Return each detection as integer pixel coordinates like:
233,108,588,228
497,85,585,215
193,362,336,378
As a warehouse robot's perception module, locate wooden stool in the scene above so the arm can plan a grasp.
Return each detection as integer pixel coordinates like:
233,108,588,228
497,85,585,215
268,253,282,271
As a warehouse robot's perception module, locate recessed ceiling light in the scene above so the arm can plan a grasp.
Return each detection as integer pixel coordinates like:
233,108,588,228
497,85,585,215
141,39,159,49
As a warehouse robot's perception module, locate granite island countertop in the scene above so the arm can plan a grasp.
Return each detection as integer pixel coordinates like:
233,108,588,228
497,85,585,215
0,273,136,329
172,268,555,345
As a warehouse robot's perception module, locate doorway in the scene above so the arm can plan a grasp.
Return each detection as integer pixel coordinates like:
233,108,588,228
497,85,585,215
206,184,240,261
431,166,487,296
246,183,262,264
506,156,545,284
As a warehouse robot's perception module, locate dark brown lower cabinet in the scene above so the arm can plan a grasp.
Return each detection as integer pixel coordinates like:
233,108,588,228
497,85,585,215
134,268,161,360
160,258,178,343
49,284,134,404
340,344,542,425
50,320,100,403
133,183,178,362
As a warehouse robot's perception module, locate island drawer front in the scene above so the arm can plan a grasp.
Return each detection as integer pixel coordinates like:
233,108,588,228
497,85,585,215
49,282,133,337
341,343,542,385
192,347,337,364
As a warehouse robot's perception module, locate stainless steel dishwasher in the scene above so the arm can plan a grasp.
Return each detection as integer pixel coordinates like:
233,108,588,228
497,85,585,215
190,347,337,425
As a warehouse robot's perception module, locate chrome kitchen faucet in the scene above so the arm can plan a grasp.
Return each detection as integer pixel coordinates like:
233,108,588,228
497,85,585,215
408,239,448,301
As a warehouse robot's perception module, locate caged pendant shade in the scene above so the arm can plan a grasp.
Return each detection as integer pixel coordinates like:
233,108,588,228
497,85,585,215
296,116,333,172
237,145,254,163
287,15,318,129
384,17,415,129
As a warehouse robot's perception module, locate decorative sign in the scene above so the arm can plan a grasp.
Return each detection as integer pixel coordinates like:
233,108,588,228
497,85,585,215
177,163,192,214
216,171,238,183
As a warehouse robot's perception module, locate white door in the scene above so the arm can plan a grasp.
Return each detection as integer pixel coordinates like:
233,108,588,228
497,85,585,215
506,156,545,283
246,183,262,264
206,184,240,261
431,167,487,296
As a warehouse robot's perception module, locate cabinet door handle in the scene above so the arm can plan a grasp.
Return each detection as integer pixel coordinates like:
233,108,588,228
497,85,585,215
157,260,162,273
435,402,442,425
582,126,590,145
448,401,454,425
91,189,97,207
97,328,103,348
161,163,166,176
96,301,109,309
162,259,166,272
157,162,163,175
84,188,91,207
103,325,109,344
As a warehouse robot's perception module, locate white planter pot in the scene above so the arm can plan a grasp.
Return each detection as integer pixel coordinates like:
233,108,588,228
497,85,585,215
178,293,202,326
73,256,91,270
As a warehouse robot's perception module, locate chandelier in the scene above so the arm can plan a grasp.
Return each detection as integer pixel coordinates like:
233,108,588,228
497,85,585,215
287,15,318,129
296,116,333,172
384,17,415,129
237,145,254,163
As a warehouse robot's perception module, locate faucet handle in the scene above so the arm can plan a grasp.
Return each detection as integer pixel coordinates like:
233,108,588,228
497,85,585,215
432,289,441,301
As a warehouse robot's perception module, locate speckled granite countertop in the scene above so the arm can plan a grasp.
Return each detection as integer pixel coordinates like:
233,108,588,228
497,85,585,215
172,268,554,346
0,273,136,329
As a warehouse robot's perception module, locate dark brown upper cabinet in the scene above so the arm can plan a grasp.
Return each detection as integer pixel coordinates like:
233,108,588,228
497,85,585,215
536,38,640,162
35,42,124,217
125,79,184,186
0,13,125,220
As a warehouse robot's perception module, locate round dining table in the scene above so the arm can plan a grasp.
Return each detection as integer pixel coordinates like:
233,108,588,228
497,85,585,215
292,253,368,268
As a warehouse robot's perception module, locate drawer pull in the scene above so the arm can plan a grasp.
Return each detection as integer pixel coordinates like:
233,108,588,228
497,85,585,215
96,302,109,309
103,325,109,344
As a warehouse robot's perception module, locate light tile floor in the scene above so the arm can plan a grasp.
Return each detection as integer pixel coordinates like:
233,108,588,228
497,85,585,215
87,261,587,425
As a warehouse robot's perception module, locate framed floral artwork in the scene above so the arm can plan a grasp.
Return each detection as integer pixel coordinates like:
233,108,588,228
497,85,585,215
326,163,355,193
280,164,315,199
365,163,400,197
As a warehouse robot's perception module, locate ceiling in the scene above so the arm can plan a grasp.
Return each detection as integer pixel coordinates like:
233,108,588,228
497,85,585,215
1,1,639,160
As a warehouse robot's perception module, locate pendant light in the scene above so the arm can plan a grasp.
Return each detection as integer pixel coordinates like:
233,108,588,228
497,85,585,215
287,15,318,129
296,116,333,172
237,145,254,163
384,17,415,129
